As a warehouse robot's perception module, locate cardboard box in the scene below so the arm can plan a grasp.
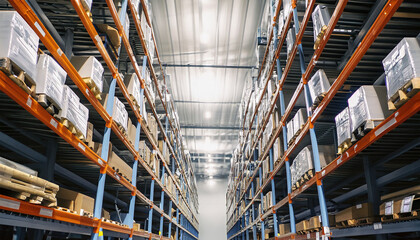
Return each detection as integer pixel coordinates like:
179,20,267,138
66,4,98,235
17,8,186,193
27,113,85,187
109,151,133,182
133,222,141,231
159,140,170,165
296,219,309,232
103,95,128,132
124,73,142,109
102,209,110,219
335,203,373,223
127,118,138,145
308,215,335,229
71,56,104,93
278,223,290,236
147,113,158,142
92,142,113,160
57,188,94,215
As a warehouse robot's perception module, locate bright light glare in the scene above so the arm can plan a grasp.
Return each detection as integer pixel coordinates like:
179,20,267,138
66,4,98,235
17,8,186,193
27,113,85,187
192,70,217,102
207,154,211,157
205,111,211,119
207,178,215,186
208,158,213,163
200,32,209,44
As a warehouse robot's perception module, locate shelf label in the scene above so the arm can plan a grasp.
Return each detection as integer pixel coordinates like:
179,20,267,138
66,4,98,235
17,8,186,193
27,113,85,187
50,118,57,128
98,159,103,166
307,233,310,239
337,157,342,165
316,232,320,240
34,21,45,37
94,35,101,44
39,208,53,217
375,117,397,137
0,197,20,210
374,222,382,230
26,97,32,107
56,48,63,56
78,143,86,151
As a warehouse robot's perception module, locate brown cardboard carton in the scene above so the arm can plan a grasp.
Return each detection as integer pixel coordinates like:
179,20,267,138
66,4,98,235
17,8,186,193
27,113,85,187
380,199,403,215
127,118,137,145
92,142,112,161
86,122,94,148
133,222,141,231
296,219,310,232
308,215,335,229
159,140,170,165
102,209,110,219
57,188,94,215
335,202,373,223
109,151,133,182
278,223,291,235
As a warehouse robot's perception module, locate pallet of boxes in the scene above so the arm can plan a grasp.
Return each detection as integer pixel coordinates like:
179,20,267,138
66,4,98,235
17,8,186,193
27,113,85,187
296,215,335,234
380,186,420,222
335,203,376,228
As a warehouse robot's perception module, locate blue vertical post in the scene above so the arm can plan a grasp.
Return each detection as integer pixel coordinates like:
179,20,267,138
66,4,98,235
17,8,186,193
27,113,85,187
258,167,265,240
175,192,180,240
291,5,330,233
167,197,173,238
252,152,258,240
269,148,279,237
91,1,128,239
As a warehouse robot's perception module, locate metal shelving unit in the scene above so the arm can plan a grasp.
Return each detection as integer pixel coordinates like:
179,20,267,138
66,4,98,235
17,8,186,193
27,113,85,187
0,0,199,239
226,0,420,239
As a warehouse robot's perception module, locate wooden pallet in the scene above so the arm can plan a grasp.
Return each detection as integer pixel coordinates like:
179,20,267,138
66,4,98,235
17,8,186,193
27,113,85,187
0,164,58,207
292,169,314,191
129,95,140,110
83,77,102,100
36,94,62,117
110,167,132,183
297,227,321,235
314,25,328,50
352,119,383,140
388,77,420,110
288,127,303,145
0,57,36,96
60,118,86,142
311,92,327,111
55,206,78,214
336,217,377,228
381,210,420,222
337,138,353,155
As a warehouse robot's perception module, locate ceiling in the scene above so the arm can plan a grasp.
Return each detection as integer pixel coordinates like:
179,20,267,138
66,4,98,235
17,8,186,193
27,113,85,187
150,0,266,178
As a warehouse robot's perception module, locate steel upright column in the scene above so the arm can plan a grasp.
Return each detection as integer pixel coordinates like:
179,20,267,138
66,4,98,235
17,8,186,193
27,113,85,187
292,4,330,235
92,2,128,239
258,165,265,240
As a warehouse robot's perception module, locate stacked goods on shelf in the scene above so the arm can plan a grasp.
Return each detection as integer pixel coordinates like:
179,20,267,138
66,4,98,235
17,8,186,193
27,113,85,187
263,191,273,211
295,219,309,234
0,157,58,207
335,107,352,155
108,151,133,182
290,145,335,190
348,86,392,139
124,73,142,110
383,37,420,110
96,23,121,61
70,56,104,100
56,187,94,217
380,186,420,222
296,215,335,234
308,69,330,109
159,140,170,165
103,95,129,133
127,118,138,145
335,203,374,228
147,114,158,143
286,27,295,59
35,54,66,116
140,10,155,63
0,11,39,94
278,223,291,236
59,86,90,141
312,5,331,49
286,108,307,144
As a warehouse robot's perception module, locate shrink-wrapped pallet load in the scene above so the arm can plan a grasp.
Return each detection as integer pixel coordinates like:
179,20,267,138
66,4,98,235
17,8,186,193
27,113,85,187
308,69,330,107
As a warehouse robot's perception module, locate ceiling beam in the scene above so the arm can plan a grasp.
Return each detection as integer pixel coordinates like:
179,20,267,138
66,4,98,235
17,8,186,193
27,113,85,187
174,100,240,105
181,125,242,130
159,64,254,69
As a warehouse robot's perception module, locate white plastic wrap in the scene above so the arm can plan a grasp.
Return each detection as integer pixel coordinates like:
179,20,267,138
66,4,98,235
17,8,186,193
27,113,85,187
124,73,141,107
59,85,80,127
35,54,66,109
383,37,420,99
292,108,307,137
132,0,141,14
308,69,330,103
112,97,129,132
81,0,92,11
291,146,313,186
278,10,284,36
75,102,89,139
0,11,39,80
70,56,104,93
286,119,294,143
312,5,331,42
348,86,391,133
286,28,296,58
335,107,352,146
283,0,292,19
256,45,266,65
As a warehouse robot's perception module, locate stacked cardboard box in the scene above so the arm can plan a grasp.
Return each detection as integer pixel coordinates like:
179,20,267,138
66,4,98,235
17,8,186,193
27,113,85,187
312,5,332,49
108,151,133,182
278,223,290,236
103,95,129,133
139,141,152,166
147,113,158,142
71,56,104,97
286,28,295,59
57,188,94,216
335,203,373,224
124,73,142,109
263,191,273,211
308,69,330,106
159,140,170,165
59,86,89,140
127,118,138,145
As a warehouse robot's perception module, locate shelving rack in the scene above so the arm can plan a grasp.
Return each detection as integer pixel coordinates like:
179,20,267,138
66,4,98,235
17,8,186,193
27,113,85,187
226,0,420,239
0,0,199,239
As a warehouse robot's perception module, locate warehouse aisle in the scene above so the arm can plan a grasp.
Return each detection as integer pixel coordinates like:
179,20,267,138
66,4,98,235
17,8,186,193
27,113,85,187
197,178,228,240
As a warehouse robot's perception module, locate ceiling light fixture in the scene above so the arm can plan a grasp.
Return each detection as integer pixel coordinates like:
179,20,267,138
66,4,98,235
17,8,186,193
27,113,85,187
200,32,209,44
205,111,211,119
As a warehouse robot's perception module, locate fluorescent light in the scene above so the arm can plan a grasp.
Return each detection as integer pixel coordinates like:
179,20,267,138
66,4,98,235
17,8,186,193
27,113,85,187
205,111,211,119
207,154,211,157
208,158,213,163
